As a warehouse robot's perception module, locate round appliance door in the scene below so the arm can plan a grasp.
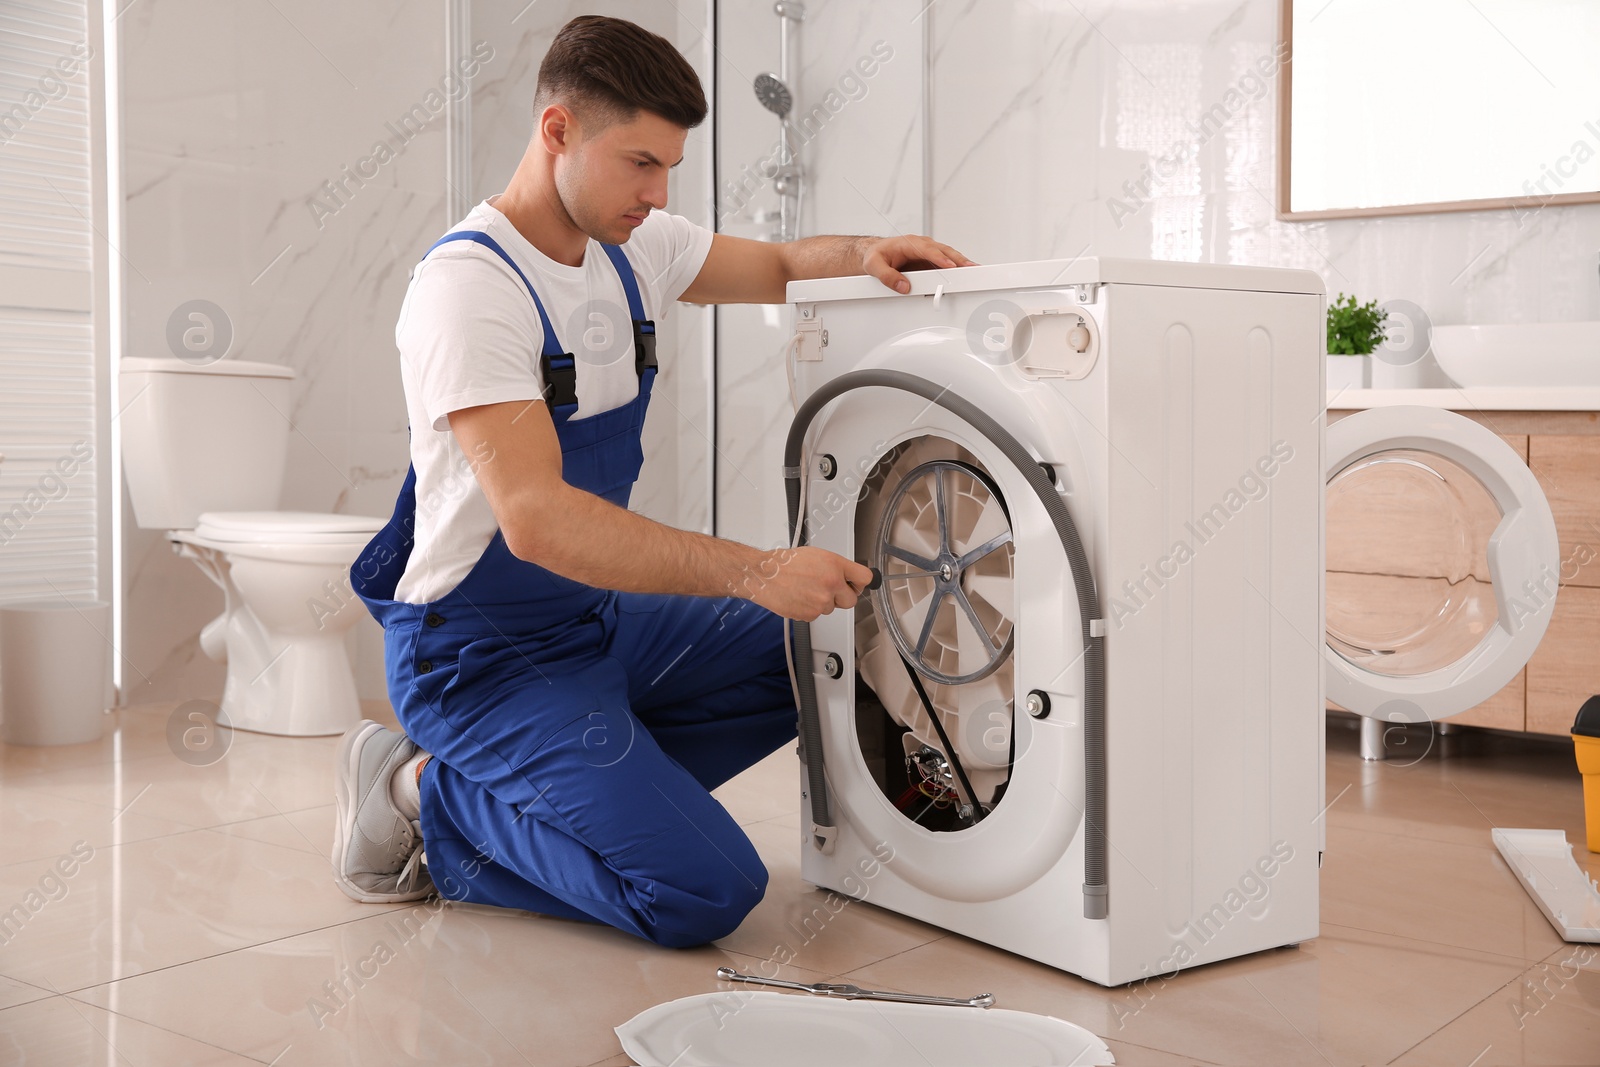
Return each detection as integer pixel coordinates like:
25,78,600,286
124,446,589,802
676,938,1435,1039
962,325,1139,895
1324,406,1559,722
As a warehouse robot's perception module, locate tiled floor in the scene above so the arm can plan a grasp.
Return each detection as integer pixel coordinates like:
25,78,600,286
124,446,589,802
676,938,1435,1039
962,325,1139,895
0,706,1596,1065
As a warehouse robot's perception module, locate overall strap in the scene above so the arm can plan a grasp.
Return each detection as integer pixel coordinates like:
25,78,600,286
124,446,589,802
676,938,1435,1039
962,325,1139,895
424,230,577,407
421,231,659,409
599,243,658,377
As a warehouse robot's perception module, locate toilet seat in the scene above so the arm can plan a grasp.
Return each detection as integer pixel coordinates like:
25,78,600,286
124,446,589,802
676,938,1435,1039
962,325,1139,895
176,511,385,565
194,511,386,543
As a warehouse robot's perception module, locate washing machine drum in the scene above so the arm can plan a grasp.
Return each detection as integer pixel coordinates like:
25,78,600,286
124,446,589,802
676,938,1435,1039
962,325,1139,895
853,437,1019,826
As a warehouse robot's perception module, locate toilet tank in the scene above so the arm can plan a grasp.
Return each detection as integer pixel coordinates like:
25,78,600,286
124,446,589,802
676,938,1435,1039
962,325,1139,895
120,357,294,530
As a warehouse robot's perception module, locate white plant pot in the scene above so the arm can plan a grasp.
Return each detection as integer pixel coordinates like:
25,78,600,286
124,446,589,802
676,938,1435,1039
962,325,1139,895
1325,354,1370,392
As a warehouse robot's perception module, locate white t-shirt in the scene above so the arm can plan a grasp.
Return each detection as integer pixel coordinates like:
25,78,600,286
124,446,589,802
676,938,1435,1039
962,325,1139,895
391,195,713,604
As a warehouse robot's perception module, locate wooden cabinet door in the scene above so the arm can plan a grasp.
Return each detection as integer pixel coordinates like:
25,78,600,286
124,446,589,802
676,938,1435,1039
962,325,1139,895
1527,435,1600,590
1526,434,1600,734
1446,670,1526,730
1527,584,1600,735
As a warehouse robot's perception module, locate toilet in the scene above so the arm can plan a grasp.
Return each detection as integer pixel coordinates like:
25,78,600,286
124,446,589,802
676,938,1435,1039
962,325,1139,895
120,357,385,736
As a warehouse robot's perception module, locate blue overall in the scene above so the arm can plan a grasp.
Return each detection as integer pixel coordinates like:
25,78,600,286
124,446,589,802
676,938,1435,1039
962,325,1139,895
352,231,797,947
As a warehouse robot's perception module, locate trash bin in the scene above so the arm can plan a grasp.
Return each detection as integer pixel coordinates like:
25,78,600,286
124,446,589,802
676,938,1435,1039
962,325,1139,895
1575,695,1600,854
0,600,113,746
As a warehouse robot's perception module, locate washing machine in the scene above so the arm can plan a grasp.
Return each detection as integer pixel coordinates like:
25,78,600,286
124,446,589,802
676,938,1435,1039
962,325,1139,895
779,256,1559,988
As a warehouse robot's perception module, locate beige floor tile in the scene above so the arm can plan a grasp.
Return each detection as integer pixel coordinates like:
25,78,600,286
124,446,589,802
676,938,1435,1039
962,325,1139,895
358,699,403,732
0,827,402,992
0,776,196,866
0,728,117,779
1388,942,1600,1066
9,732,338,832
840,922,1531,1066
0,702,284,782
0,996,258,1065
1102,1037,1222,1065
0,724,120,780
1321,823,1569,963
0,714,1592,1063
211,804,335,858
711,745,802,826
712,818,949,975
70,900,859,1066
1292,925,1550,1063
757,809,803,830
1324,719,1594,858
0,974,53,1011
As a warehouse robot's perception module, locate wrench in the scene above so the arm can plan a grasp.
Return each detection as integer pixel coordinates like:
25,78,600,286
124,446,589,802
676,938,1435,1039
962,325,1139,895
715,966,995,1009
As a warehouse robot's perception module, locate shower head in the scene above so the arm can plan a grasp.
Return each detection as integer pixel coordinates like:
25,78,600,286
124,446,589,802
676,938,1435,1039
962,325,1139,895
753,72,792,119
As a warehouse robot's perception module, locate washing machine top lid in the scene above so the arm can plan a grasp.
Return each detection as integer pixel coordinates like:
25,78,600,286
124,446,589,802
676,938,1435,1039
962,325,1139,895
786,255,1324,304
121,356,294,380
615,992,1114,1067
193,511,385,543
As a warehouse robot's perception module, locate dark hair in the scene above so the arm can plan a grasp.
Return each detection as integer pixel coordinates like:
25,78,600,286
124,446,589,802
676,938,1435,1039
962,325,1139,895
533,15,707,132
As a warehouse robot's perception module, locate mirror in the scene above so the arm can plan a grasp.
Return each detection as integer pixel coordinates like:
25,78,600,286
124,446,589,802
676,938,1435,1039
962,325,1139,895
1278,0,1600,219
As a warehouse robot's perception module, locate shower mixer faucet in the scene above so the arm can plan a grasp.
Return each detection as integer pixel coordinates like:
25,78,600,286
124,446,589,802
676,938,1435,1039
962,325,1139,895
754,1,805,241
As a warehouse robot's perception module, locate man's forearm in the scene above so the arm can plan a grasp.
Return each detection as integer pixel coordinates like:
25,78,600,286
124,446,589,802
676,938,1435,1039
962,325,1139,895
775,234,877,284
507,482,770,600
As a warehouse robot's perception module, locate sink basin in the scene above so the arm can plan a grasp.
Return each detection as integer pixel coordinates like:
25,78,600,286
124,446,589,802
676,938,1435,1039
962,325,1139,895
1431,322,1600,387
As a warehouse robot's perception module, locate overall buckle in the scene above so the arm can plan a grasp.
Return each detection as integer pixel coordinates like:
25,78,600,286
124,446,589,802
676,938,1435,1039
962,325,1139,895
633,319,657,375
541,352,579,407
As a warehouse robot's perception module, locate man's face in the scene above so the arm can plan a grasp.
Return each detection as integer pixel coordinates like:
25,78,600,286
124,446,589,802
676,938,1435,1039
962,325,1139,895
554,108,687,245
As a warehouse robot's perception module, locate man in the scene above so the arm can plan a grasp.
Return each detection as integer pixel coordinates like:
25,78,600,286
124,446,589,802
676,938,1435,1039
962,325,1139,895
335,14,973,948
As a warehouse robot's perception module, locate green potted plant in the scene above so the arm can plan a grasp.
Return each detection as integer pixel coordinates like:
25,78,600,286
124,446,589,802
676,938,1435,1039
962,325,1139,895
1326,293,1389,391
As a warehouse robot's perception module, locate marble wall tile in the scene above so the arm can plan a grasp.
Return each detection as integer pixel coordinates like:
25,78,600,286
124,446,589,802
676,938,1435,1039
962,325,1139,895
119,1,717,704
712,300,793,551
930,1,1101,264
118,0,449,703
714,0,927,552
927,0,1600,325
711,2,789,552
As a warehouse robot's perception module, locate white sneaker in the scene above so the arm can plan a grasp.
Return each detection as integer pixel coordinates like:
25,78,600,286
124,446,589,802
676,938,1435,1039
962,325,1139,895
332,720,433,903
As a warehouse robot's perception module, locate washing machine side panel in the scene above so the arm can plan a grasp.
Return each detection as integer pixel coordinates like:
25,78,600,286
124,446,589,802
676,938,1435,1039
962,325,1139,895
1268,291,1328,922
1101,282,1324,982
1097,282,1193,965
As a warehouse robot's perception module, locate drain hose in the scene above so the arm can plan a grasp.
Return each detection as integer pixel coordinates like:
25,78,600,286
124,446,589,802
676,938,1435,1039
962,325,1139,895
782,369,1108,919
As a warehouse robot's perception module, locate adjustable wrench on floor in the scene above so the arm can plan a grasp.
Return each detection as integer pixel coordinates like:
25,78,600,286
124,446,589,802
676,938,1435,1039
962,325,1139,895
715,967,995,1008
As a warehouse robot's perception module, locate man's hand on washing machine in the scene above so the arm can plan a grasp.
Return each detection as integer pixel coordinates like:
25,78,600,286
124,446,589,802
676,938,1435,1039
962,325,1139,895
681,233,975,304
862,235,977,295
743,547,875,623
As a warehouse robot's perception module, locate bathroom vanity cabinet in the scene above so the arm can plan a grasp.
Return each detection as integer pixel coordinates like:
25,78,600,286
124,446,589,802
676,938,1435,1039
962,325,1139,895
1327,404,1600,737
